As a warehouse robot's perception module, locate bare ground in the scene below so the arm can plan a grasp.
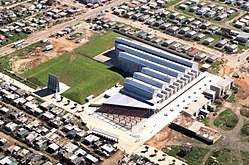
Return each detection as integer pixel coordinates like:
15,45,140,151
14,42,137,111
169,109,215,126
11,29,92,74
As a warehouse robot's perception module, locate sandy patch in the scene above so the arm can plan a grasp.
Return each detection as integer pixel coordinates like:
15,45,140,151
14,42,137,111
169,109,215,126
11,29,92,74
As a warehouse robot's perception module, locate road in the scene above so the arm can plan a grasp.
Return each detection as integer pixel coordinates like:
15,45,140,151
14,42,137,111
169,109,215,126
0,0,125,56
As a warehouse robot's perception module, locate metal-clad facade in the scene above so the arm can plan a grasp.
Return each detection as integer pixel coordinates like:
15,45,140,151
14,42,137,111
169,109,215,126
117,44,189,73
115,37,198,69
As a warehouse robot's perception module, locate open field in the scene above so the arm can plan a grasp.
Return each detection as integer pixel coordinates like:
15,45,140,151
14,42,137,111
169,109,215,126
163,145,209,165
75,31,122,58
23,31,125,104
205,148,238,165
241,150,249,165
0,32,27,48
240,120,249,142
240,105,249,118
24,54,124,104
214,108,239,130
165,0,181,7
226,93,236,103
208,59,225,75
0,56,11,71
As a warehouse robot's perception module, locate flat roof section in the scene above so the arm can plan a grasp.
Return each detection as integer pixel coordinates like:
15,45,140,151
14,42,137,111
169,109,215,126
117,44,190,73
119,52,183,78
141,67,176,84
116,37,198,69
183,95,210,116
103,93,156,110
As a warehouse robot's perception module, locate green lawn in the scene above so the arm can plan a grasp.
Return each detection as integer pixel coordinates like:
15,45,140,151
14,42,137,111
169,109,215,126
240,120,249,142
240,105,249,118
23,31,125,104
0,41,48,71
226,93,236,103
214,108,239,130
75,31,122,58
165,0,182,7
0,56,11,71
208,59,225,74
200,117,209,126
163,146,209,165
24,54,124,104
10,42,47,58
67,33,83,40
241,150,249,165
205,148,238,165
0,32,27,48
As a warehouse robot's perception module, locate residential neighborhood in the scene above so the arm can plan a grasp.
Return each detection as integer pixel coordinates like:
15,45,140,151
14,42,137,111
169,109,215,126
0,0,248,164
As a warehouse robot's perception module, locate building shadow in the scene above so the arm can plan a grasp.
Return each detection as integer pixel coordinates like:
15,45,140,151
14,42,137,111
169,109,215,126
34,88,55,97
108,67,132,78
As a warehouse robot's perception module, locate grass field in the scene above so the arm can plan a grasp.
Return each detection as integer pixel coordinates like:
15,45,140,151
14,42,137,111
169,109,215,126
214,108,239,130
0,32,27,48
240,120,249,142
0,41,48,71
0,56,11,71
23,31,125,104
163,146,209,165
165,0,182,7
226,93,236,103
240,105,249,118
75,31,122,58
205,148,238,165
208,59,225,74
11,42,47,57
24,54,124,103
241,150,249,165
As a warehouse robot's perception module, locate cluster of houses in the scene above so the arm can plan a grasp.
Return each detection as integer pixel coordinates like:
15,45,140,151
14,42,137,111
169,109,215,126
0,78,118,165
217,0,249,11
0,0,54,24
0,6,82,45
178,0,238,21
0,138,56,165
234,13,249,31
0,0,22,6
45,7,82,20
111,0,249,53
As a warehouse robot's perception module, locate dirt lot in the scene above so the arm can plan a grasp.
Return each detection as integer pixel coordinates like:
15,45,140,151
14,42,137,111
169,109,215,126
101,150,125,165
11,30,92,74
145,126,182,149
219,60,249,104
